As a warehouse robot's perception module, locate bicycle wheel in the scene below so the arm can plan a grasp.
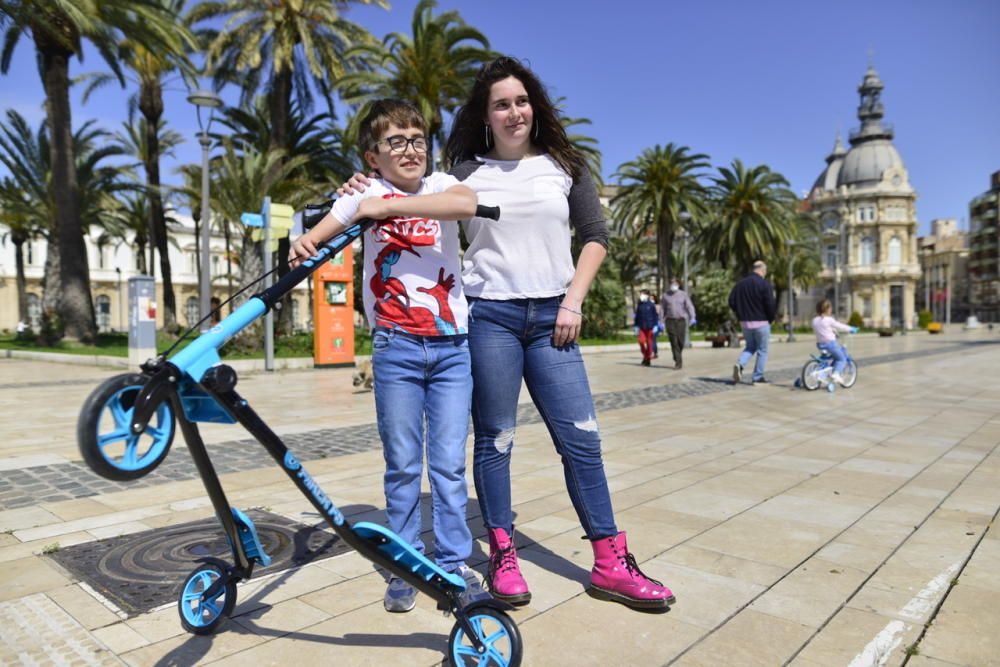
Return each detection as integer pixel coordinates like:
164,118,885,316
800,360,822,391
449,607,522,667
77,373,175,481
178,564,237,635
839,360,858,388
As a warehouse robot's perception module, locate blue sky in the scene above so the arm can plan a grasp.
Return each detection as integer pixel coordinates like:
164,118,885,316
2,0,998,234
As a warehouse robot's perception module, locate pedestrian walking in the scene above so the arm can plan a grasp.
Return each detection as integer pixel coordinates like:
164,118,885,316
634,289,659,366
729,260,777,384
660,279,696,369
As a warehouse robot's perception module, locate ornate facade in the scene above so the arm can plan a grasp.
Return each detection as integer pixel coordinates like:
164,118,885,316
807,66,921,328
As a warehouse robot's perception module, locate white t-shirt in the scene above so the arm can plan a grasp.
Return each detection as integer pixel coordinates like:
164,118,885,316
328,173,467,335
456,154,599,299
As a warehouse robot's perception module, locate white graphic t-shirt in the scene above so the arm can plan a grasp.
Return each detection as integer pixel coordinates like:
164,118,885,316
328,173,467,336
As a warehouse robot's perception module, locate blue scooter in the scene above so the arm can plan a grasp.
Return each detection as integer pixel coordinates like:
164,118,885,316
76,201,522,667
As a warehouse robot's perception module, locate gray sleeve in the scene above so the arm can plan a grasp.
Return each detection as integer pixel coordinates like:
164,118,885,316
567,170,609,249
448,160,483,182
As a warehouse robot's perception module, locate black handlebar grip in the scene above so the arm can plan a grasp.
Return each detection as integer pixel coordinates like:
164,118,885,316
475,204,500,221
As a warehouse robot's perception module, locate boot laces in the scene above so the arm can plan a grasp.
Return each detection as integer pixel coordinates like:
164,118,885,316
491,544,518,574
622,551,663,586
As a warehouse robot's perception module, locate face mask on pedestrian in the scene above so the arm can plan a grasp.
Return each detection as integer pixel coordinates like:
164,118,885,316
639,294,649,302
669,283,679,292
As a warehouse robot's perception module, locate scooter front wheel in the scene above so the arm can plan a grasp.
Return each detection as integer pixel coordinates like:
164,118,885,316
77,373,175,480
178,564,237,635
449,607,522,667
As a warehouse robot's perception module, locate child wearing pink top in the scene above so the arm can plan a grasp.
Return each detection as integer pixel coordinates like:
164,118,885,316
811,299,858,383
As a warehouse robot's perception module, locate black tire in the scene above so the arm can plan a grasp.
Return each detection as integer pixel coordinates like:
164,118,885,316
178,564,237,635
449,607,522,667
77,373,175,481
840,360,858,388
801,360,822,391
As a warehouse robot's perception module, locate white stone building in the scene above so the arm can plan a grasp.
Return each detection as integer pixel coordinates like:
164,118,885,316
806,66,921,328
0,213,311,334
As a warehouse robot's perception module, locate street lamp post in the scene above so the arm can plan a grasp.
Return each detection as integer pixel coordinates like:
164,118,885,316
186,89,223,331
787,240,796,342
682,227,692,349
833,247,840,319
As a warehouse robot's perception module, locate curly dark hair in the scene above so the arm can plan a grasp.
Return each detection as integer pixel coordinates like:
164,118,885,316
445,56,585,180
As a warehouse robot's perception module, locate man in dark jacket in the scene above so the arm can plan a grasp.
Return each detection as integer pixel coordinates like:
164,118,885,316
728,261,776,384
634,289,659,366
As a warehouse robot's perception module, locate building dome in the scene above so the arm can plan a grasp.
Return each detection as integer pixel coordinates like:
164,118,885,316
838,139,904,187
836,65,906,188
812,135,846,193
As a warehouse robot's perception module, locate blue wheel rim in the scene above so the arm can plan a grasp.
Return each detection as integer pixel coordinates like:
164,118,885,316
96,385,172,472
180,569,226,627
452,613,514,666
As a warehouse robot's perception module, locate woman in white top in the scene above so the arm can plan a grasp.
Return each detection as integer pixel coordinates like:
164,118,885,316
445,56,672,612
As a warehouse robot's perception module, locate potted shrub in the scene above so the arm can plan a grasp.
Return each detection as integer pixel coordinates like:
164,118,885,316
877,327,895,337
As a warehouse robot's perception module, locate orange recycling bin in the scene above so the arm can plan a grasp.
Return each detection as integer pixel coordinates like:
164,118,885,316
313,245,356,367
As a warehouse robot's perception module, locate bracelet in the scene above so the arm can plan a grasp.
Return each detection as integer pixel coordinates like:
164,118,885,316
559,305,583,316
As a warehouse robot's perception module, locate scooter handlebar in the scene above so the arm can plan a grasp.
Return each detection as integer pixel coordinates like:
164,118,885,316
303,201,499,230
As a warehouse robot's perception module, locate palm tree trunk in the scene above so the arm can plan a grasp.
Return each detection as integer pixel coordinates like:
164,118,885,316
268,66,294,334
224,219,233,313
39,40,95,342
13,237,28,323
41,229,60,315
140,78,178,331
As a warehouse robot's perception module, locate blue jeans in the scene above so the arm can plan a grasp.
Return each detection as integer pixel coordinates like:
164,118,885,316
467,297,617,540
738,324,770,381
817,341,848,375
372,328,473,572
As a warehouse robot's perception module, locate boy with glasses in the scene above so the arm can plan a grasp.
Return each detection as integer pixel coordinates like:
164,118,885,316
290,99,490,612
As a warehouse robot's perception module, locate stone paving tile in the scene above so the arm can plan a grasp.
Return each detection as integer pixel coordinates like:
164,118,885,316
675,609,815,666
0,592,124,666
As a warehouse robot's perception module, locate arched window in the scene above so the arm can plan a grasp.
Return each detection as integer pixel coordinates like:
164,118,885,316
185,297,200,326
825,244,839,269
888,237,902,265
95,295,112,333
859,237,875,266
26,293,41,329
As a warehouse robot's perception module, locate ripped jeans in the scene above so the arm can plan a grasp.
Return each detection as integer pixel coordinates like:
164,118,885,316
467,296,617,540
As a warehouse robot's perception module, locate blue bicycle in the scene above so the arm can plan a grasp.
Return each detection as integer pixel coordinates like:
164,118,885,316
799,336,858,392
76,201,522,667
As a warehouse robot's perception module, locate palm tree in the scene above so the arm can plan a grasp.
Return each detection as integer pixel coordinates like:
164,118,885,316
338,0,493,171
0,179,37,325
1,0,190,341
704,159,800,274
556,98,603,188
768,211,822,321
82,0,196,332
191,0,386,154
607,220,656,306
612,143,710,294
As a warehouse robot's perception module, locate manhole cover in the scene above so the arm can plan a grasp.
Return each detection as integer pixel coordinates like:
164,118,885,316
48,510,350,615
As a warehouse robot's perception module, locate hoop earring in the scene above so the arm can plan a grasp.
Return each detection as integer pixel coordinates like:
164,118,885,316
484,124,492,148
533,121,540,141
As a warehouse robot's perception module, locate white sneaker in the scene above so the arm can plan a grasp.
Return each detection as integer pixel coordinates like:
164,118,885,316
831,372,844,385
384,576,417,613
455,565,492,608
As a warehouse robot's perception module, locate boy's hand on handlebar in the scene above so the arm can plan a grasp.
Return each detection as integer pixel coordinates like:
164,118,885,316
337,172,374,197
289,235,318,268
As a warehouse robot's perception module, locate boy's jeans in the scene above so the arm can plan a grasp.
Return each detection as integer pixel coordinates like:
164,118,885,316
372,328,473,572
817,340,848,375
467,297,617,540
738,324,771,381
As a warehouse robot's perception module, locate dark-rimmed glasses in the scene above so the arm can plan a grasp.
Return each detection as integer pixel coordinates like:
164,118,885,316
377,135,428,154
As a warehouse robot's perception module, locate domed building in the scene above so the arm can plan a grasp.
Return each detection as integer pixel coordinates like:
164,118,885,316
807,65,921,329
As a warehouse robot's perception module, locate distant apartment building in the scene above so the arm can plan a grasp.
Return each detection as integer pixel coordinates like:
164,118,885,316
918,219,970,324
968,170,1000,322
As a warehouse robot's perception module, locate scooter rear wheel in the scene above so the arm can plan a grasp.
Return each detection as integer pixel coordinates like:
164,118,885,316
448,607,522,667
77,373,175,480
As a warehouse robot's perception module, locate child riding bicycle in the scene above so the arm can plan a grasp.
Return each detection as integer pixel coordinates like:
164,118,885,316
811,299,858,385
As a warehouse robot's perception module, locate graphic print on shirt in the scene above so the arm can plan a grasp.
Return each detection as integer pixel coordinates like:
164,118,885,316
370,193,460,335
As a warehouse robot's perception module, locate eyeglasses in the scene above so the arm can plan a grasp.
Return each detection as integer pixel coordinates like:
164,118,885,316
377,135,428,154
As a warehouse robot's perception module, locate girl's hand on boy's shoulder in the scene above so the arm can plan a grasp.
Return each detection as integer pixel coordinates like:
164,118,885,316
352,197,391,224
337,172,374,197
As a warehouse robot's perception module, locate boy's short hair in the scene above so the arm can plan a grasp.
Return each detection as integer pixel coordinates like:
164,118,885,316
357,99,426,155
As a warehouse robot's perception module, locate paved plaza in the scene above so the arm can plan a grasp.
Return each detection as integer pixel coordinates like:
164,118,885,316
1,330,998,666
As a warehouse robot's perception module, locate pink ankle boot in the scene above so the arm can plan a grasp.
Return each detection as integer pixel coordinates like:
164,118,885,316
588,531,674,611
486,527,531,605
